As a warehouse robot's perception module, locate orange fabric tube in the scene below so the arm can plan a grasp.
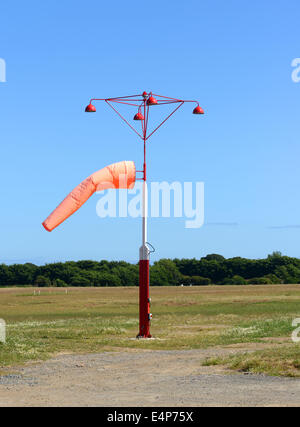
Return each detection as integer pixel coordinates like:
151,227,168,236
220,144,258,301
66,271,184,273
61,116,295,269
42,160,136,232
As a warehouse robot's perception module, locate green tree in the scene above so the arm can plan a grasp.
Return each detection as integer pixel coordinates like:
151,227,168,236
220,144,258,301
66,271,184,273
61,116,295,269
249,277,273,285
223,275,247,285
0,264,14,286
275,264,300,284
9,264,37,285
190,276,211,286
201,254,225,262
150,259,181,286
94,273,121,287
34,275,51,287
70,275,91,287
55,279,68,287
180,275,192,286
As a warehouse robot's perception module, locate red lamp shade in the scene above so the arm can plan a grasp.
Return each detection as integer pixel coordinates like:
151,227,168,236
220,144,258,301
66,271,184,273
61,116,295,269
193,105,204,115
133,112,144,121
85,103,96,113
147,96,158,106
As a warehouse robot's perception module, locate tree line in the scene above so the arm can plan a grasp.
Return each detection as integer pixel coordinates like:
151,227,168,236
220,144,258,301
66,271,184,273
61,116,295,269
0,252,300,287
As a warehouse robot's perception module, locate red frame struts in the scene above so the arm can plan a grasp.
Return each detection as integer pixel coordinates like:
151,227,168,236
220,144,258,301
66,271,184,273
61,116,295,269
89,92,201,143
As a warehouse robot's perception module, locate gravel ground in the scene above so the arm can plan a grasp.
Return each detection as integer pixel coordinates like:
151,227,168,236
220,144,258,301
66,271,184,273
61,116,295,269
0,348,300,407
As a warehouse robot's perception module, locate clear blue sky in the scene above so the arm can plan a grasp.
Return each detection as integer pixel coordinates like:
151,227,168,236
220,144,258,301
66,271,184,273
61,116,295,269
0,0,299,264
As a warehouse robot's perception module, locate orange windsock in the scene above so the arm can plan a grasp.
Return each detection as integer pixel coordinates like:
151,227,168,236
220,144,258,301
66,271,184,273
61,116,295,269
42,160,136,232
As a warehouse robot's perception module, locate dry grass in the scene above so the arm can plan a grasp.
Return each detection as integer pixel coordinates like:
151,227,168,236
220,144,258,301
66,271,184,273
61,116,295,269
0,285,300,376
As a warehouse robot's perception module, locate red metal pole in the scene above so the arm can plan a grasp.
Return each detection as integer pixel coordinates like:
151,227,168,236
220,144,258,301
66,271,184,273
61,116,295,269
138,259,150,337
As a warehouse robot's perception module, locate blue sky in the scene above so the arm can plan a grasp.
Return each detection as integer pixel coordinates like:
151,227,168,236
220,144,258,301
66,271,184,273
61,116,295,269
0,0,299,264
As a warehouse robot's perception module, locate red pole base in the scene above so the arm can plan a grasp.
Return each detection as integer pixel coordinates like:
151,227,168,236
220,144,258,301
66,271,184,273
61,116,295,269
137,259,152,338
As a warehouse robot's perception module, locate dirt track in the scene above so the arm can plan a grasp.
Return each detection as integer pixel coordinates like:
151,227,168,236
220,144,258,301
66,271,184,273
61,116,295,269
0,347,300,407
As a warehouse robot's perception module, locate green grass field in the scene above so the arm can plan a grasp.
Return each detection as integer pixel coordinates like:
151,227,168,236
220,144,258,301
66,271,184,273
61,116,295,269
0,285,300,376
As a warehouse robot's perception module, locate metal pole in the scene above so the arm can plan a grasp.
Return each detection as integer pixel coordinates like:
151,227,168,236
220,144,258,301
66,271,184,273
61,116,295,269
85,92,203,339
137,98,151,338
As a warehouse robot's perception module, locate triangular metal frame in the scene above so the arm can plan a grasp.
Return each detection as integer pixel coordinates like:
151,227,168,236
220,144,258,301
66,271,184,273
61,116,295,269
88,92,198,142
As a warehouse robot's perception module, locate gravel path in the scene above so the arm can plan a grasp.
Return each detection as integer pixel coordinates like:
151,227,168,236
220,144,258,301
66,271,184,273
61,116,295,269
0,348,300,407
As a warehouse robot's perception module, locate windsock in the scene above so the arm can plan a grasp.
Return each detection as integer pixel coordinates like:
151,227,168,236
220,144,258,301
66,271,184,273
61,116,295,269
42,160,136,232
